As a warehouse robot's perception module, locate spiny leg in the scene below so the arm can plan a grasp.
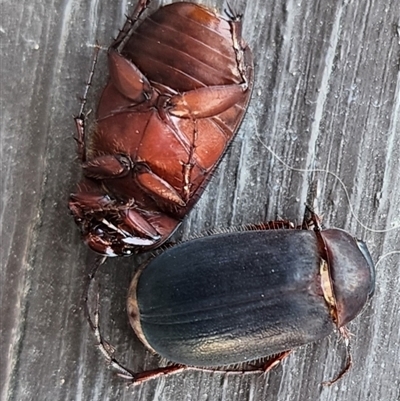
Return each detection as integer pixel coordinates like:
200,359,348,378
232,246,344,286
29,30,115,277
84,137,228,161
74,44,101,162
84,256,136,379
182,119,198,202
112,0,152,50
84,256,186,383
261,351,292,372
322,327,353,386
302,204,323,230
225,5,248,89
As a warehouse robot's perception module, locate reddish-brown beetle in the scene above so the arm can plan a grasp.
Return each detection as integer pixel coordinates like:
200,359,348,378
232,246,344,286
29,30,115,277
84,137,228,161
69,0,254,256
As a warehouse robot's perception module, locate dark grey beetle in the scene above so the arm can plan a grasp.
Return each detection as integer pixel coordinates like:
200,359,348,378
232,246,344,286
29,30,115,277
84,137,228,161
125,219,375,384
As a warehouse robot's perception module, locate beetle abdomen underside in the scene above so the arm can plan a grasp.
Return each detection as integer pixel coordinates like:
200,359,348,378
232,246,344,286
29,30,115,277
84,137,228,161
123,2,244,90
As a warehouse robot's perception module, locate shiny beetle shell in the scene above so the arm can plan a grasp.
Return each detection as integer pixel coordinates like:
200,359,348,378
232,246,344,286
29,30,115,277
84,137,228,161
69,2,254,257
127,225,375,367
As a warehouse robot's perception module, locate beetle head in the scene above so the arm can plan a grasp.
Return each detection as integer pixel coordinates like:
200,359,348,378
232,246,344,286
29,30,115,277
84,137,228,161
69,181,162,257
321,229,376,327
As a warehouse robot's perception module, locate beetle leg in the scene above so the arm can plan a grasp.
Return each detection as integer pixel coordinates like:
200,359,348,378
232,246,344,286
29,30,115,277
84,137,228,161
85,256,186,384
120,209,161,241
181,119,198,201
129,365,186,384
129,356,296,385
82,154,132,179
84,231,120,257
94,217,156,248
136,170,186,207
226,10,248,88
169,84,247,119
85,257,137,377
181,162,195,201
262,351,292,372
302,205,324,230
112,0,152,49
69,184,116,219
74,44,101,162
108,50,153,103
322,327,353,386
74,116,86,162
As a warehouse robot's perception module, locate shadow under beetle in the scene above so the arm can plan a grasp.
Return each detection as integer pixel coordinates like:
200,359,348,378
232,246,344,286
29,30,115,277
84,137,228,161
89,212,375,385
69,0,253,256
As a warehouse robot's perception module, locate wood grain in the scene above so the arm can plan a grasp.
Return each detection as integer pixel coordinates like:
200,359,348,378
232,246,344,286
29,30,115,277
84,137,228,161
1,0,399,400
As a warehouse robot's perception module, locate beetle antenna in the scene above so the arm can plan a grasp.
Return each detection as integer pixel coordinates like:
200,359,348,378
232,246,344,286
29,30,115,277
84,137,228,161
375,250,400,269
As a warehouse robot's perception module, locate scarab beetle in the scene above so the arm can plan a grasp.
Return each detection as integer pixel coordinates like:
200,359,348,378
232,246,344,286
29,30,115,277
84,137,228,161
122,217,375,384
69,0,254,256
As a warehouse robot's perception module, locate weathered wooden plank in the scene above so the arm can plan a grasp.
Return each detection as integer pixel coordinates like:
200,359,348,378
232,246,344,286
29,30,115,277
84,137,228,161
2,0,399,400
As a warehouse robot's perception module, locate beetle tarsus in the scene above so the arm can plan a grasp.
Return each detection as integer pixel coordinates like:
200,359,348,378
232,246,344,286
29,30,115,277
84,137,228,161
73,116,86,162
128,365,186,385
262,351,292,372
303,205,323,231
74,44,101,162
228,13,248,89
112,0,151,50
224,3,242,22
322,328,353,386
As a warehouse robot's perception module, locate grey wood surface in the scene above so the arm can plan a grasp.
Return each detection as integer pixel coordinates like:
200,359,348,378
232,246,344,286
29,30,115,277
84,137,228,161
2,0,399,400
